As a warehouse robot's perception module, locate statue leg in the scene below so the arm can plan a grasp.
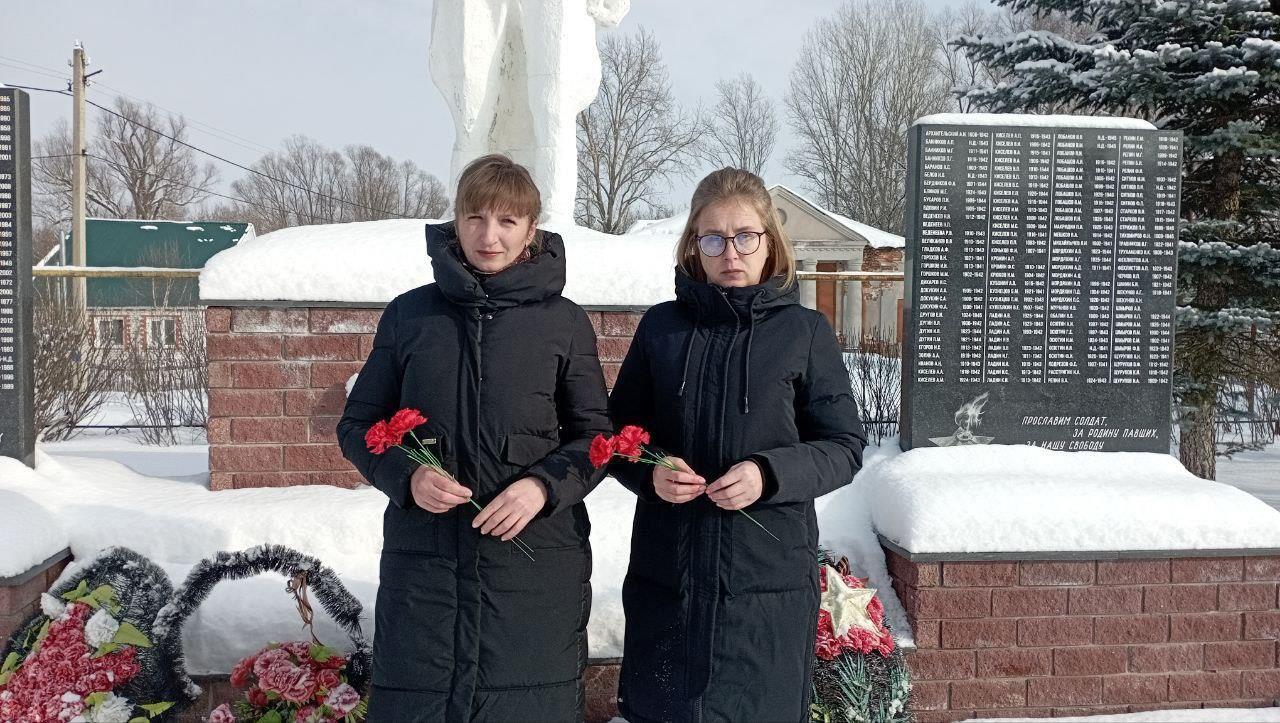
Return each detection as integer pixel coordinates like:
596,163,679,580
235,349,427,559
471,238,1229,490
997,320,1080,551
429,0,511,204
519,0,601,225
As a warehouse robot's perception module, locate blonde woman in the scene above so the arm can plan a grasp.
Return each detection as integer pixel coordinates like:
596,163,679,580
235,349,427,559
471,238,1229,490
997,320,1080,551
609,168,868,722
338,154,610,721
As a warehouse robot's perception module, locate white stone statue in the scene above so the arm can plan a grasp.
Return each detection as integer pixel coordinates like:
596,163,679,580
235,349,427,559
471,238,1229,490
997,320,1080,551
429,0,630,225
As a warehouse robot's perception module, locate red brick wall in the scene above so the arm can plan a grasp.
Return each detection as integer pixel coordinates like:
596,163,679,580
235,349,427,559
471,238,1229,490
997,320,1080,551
0,552,71,641
887,547,1280,721
205,305,643,491
861,246,904,273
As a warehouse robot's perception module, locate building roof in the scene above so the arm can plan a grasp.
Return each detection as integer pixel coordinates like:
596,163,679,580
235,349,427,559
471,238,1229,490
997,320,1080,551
769,185,905,249
51,219,253,307
625,186,905,250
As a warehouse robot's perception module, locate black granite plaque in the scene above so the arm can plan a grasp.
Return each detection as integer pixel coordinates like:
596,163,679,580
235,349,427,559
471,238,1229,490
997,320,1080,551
901,118,1182,452
0,88,34,466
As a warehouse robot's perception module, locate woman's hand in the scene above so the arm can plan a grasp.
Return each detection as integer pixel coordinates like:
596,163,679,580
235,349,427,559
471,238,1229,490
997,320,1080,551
473,477,548,541
653,457,706,504
706,460,764,511
411,466,473,513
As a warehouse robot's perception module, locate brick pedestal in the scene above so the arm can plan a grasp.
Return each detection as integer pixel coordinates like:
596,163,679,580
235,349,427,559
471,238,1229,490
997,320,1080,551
0,548,73,642
885,541,1280,721
204,303,643,490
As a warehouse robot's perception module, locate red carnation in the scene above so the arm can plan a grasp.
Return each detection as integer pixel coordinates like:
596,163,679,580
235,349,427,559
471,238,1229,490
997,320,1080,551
248,686,270,708
387,408,427,440
589,434,615,468
364,420,393,454
614,425,650,459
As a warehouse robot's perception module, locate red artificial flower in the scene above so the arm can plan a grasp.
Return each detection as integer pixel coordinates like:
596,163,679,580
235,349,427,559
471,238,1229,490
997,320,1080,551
614,425,651,459
364,420,393,455
0,601,147,723
589,434,615,468
248,686,270,708
316,668,341,691
387,408,427,440
230,655,254,688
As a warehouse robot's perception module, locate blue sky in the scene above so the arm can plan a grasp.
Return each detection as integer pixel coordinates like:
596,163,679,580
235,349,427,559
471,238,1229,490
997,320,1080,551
2,0,969,213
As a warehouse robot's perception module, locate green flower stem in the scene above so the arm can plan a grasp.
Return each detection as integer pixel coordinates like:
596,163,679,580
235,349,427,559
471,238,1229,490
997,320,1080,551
397,435,536,562
616,447,778,541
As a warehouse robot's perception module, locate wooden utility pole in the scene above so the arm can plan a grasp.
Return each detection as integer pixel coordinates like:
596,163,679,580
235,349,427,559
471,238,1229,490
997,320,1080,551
70,42,87,310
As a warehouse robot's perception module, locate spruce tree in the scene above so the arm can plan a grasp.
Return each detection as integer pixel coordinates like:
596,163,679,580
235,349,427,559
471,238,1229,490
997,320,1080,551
954,0,1280,478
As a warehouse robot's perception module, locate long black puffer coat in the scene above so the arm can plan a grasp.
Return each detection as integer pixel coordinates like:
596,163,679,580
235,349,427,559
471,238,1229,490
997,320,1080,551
337,222,611,722
608,270,867,723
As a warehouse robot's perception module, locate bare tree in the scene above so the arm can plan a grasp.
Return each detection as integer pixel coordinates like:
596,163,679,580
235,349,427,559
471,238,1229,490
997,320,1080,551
229,137,448,232
231,135,349,231
784,0,951,232
32,99,218,223
33,280,114,441
31,222,61,263
395,160,450,219
843,327,903,445
576,28,705,234
704,74,778,176
344,145,449,221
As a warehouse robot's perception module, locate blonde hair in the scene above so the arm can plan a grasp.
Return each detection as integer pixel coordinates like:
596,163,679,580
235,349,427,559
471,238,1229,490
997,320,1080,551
675,168,796,290
455,154,543,253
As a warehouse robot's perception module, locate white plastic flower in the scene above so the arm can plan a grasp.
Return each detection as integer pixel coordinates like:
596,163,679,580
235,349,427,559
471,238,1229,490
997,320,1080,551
83,608,120,649
40,592,66,619
85,693,133,723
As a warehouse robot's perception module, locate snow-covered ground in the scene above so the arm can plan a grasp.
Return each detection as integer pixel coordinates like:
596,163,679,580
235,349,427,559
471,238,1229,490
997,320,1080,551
40,394,208,483
0,433,911,673
969,708,1280,722
1217,442,1280,510
4,431,1278,675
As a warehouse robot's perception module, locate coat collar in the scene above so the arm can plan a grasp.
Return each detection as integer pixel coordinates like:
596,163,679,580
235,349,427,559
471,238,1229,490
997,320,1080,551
674,267,799,321
426,221,567,310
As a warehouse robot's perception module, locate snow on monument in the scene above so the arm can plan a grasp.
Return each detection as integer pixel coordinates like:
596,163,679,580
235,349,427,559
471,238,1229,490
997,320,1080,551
429,0,630,224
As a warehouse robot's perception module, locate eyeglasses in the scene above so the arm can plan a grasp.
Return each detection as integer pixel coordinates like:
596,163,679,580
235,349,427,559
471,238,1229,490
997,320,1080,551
696,231,765,257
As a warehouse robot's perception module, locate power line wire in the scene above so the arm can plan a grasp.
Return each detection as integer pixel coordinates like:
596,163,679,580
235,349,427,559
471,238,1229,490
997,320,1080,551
4,81,410,220
84,97,409,219
0,54,66,78
0,60,67,83
0,53,278,155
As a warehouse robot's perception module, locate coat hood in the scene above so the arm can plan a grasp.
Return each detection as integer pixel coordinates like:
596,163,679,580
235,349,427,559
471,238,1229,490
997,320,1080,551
673,268,801,413
426,221,567,310
674,267,799,321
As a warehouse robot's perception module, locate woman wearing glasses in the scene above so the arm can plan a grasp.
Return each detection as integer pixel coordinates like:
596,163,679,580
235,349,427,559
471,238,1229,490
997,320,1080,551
608,168,868,722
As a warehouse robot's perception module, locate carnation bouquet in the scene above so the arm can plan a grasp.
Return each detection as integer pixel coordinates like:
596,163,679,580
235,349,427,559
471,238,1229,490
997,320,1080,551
0,581,174,723
591,425,778,540
366,408,536,560
210,642,364,723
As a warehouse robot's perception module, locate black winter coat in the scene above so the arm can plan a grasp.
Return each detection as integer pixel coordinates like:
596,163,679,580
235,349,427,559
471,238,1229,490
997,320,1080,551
608,270,867,723
337,223,611,722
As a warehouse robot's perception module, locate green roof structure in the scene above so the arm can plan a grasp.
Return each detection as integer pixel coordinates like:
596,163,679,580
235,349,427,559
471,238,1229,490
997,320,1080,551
54,219,253,307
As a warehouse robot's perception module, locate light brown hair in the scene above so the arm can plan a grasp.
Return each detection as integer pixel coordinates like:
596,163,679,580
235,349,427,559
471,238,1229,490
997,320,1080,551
675,167,797,289
454,154,543,252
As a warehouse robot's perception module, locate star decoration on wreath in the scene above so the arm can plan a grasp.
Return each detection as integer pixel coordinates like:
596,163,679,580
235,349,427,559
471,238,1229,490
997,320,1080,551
818,564,878,638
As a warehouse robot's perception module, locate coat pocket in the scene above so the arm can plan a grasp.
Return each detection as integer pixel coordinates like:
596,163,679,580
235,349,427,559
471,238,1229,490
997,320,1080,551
502,432,558,467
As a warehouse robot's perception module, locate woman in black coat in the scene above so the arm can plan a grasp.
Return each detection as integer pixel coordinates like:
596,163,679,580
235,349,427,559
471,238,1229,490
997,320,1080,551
609,168,868,722
337,155,610,722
